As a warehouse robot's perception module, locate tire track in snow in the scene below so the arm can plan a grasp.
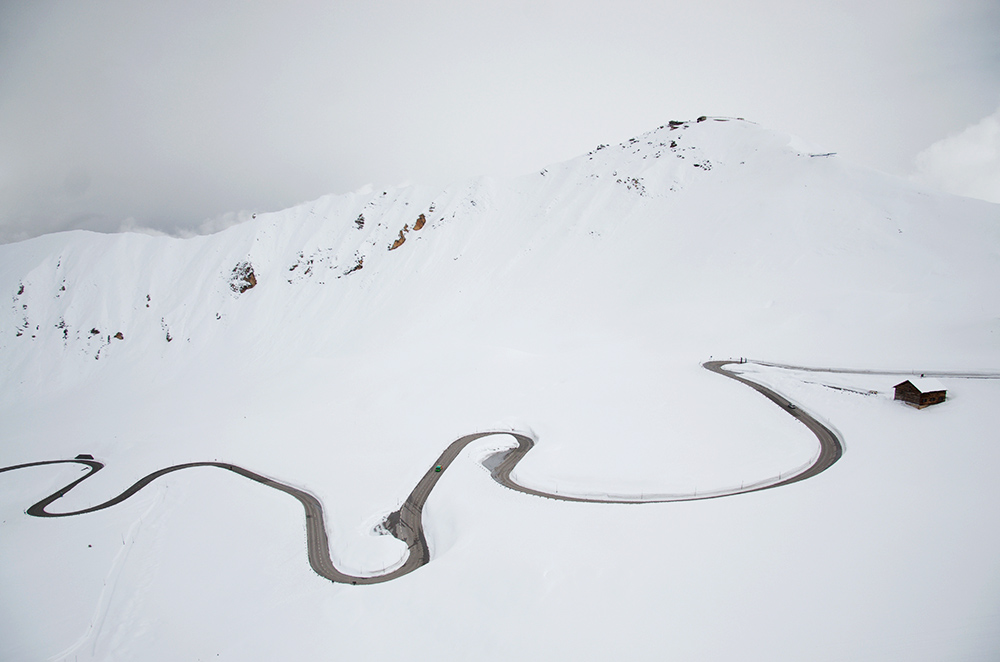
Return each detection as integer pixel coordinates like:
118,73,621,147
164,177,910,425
0,360,842,584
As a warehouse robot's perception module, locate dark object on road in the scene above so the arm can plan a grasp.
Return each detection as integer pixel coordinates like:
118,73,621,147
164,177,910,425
893,379,946,409
434,465,442,473
788,403,797,410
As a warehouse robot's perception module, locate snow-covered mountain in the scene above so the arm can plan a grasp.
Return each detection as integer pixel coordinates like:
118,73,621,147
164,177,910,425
2,118,999,661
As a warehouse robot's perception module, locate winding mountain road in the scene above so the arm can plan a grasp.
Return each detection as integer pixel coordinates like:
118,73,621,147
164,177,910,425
1,360,842,584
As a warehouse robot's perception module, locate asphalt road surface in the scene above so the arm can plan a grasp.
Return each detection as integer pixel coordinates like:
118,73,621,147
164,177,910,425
1,360,843,584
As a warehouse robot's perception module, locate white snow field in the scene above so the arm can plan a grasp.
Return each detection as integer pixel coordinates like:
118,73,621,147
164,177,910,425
2,118,999,660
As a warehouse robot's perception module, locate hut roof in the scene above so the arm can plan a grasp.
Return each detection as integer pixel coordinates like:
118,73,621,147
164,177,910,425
894,378,947,393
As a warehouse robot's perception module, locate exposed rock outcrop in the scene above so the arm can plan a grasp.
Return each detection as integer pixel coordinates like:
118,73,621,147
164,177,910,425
230,261,257,293
389,229,407,251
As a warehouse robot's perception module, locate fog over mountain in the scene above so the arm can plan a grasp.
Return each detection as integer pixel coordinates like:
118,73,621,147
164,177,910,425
1,1,998,242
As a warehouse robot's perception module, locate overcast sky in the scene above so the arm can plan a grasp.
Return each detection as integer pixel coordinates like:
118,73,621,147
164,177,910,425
1,0,998,242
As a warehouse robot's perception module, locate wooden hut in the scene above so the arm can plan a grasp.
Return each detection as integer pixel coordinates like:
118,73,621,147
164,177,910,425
893,378,946,409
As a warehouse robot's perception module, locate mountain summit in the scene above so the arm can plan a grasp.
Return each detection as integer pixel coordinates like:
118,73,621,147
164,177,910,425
2,117,997,391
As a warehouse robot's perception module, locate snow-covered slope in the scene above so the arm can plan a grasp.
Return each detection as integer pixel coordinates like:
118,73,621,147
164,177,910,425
2,118,999,661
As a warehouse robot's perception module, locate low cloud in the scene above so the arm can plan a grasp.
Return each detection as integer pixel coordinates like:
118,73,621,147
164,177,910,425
914,107,1000,204
2,2,998,242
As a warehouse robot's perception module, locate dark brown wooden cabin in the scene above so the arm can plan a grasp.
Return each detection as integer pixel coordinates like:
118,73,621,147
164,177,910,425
893,378,946,409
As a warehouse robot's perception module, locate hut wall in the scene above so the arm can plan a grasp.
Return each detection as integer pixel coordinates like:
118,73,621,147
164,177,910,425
894,383,921,405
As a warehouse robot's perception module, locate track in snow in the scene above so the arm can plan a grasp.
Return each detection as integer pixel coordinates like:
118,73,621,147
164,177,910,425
1,360,842,584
